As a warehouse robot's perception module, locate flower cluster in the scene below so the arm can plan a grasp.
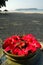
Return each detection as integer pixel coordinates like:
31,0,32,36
3,34,41,56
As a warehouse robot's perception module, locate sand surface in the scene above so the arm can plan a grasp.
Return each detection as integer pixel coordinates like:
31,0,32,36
0,12,43,42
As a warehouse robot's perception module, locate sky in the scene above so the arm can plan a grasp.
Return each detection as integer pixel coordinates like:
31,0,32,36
1,0,43,10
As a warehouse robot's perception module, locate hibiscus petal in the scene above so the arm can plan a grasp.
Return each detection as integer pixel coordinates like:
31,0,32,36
4,46,10,52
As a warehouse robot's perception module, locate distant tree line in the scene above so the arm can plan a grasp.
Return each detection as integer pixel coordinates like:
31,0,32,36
0,0,8,8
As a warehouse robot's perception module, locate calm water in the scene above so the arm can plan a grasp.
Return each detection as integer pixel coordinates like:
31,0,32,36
14,9,43,13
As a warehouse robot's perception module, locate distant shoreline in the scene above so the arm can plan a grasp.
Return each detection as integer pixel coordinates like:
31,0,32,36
14,11,43,14
0,11,43,14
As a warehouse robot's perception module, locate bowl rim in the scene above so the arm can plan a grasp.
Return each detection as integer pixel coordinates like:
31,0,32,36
2,48,41,61
3,49,39,58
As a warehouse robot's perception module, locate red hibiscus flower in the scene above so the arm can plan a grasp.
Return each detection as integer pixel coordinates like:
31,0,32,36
3,34,41,56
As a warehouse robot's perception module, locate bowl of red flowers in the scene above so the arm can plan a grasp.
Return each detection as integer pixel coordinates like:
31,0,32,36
2,34,41,61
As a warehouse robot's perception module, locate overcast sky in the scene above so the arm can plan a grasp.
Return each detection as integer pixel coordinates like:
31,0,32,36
1,0,43,10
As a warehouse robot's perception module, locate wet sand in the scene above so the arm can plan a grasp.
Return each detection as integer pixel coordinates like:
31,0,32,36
0,12,43,42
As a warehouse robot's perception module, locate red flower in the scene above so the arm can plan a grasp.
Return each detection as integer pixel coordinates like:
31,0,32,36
4,46,10,52
11,35,20,40
3,37,12,49
3,34,41,56
18,49,25,56
32,40,41,48
12,48,21,55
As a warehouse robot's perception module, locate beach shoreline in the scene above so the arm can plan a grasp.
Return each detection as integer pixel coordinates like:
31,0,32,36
0,11,43,14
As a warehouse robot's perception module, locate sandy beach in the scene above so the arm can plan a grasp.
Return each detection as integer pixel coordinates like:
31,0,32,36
0,12,43,42
0,12,43,65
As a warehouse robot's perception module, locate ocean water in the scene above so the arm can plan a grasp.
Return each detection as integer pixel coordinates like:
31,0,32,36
14,9,43,13
1,9,43,13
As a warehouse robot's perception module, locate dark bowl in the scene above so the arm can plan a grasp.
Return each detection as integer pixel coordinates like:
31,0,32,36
3,48,40,61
